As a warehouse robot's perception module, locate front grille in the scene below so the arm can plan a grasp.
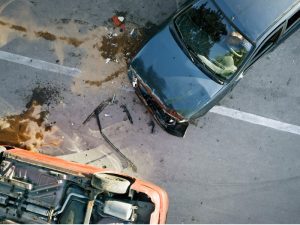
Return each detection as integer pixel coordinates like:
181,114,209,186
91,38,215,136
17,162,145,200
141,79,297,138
136,82,176,126
135,78,189,137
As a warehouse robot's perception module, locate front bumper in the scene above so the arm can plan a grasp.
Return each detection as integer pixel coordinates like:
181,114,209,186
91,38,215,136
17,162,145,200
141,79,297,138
128,68,189,137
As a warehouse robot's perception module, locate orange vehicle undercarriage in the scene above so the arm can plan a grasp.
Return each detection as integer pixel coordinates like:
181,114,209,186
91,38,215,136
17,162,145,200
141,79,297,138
0,145,168,224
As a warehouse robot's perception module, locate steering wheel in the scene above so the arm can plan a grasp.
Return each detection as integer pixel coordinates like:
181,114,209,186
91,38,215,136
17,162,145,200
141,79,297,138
230,47,242,58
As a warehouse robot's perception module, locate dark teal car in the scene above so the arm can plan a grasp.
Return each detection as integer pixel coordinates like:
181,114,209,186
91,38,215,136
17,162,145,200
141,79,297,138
129,0,300,137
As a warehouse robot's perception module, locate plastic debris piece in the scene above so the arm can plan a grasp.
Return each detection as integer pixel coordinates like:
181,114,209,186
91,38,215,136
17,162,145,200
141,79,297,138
105,58,111,64
148,120,155,134
120,24,126,31
121,105,133,124
112,15,122,27
118,16,125,22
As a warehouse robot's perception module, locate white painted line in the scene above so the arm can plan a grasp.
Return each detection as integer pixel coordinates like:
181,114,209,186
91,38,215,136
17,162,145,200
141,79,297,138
0,50,81,77
0,0,15,15
210,106,300,136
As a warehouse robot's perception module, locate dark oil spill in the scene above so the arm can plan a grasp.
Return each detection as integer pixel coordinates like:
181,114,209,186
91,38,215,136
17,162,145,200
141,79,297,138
99,21,160,62
59,37,84,47
0,20,8,26
10,25,27,32
34,32,84,47
84,67,127,87
35,31,57,41
26,85,62,108
0,84,62,151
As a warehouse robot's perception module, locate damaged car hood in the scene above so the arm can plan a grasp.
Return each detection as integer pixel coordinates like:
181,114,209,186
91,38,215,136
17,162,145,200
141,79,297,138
131,25,223,119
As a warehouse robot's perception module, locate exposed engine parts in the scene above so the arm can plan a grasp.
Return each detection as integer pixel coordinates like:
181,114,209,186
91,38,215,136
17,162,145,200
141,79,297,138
0,147,155,224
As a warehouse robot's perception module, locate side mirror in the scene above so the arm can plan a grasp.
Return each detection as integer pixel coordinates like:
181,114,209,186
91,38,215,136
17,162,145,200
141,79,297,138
91,173,131,194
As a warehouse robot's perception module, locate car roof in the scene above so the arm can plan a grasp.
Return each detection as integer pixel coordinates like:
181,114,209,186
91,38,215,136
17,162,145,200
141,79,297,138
213,0,299,41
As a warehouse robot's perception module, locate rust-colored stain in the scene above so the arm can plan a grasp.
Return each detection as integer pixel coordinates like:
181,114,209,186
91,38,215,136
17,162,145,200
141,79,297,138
35,31,57,41
59,36,84,47
0,102,48,150
0,20,8,26
0,85,62,151
84,67,127,87
10,25,27,32
0,19,84,47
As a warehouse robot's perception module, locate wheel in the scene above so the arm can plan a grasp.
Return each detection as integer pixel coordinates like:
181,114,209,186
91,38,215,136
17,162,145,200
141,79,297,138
91,173,131,194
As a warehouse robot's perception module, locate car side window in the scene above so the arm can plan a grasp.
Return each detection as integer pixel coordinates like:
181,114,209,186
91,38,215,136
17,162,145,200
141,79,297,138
254,27,283,59
287,10,300,30
245,26,283,71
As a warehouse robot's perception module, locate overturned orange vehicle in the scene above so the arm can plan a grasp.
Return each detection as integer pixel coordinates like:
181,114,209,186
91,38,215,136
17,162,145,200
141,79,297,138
0,146,168,224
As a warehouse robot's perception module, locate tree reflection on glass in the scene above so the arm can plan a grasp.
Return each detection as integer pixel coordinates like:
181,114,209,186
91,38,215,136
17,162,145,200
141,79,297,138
175,1,252,79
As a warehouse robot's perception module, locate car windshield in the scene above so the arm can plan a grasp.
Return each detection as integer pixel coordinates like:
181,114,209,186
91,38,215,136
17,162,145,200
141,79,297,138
175,0,253,80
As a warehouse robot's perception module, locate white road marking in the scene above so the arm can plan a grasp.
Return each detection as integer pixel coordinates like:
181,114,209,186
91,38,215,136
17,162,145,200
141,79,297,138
0,0,15,14
210,106,300,136
0,50,81,77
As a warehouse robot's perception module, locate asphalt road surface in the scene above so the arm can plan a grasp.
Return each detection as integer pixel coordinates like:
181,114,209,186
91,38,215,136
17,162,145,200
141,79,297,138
0,0,299,223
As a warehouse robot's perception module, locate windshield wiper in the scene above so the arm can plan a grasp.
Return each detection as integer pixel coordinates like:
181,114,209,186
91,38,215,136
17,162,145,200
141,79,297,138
174,24,195,63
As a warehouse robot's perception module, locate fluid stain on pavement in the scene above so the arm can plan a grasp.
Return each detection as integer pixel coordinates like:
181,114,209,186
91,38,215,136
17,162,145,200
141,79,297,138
84,67,127,87
0,19,84,47
26,85,62,107
99,22,159,62
10,25,27,32
0,103,49,151
0,85,62,151
35,31,57,41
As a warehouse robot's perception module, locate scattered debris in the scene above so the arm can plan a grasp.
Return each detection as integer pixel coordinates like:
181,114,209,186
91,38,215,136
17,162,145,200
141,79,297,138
148,120,155,134
130,28,135,36
105,58,111,64
112,15,126,31
100,21,160,62
118,16,125,23
112,15,122,27
120,104,133,124
83,97,137,172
